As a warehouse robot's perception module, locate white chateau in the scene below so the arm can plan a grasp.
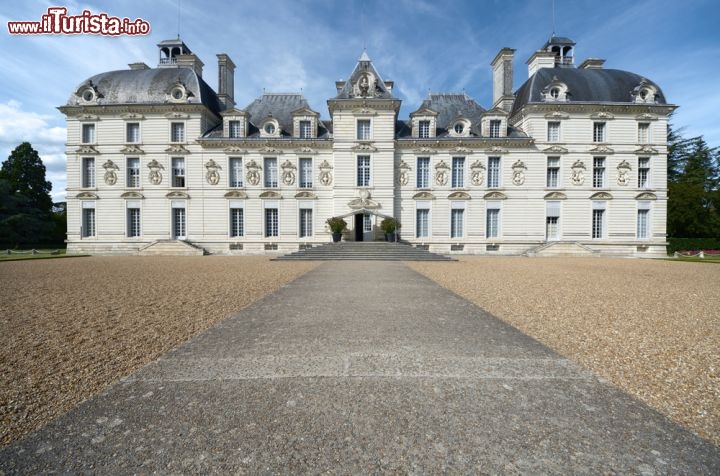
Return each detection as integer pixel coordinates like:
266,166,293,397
60,36,675,256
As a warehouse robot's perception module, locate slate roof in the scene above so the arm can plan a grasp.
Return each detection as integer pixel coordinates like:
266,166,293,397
66,67,223,115
511,67,667,117
414,93,486,136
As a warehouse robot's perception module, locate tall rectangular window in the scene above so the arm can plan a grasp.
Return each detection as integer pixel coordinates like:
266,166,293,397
637,208,649,239
593,122,606,143
488,157,501,188
299,208,313,237
81,123,95,144
299,120,312,139
547,121,560,142
357,155,370,186
593,157,606,188
357,119,371,140
229,157,243,187
172,157,185,187
299,158,313,188
230,208,244,237
547,156,560,188
126,157,140,188
638,123,649,144
126,122,140,143
82,157,95,188
172,207,186,239
418,120,430,138
546,201,561,241
264,157,278,188
416,208,429,238
638,157,650,188
417,157,430,188
451,157,465,188
486,207,500,238
489,120,501,138
127,207,141,237
265,208,279,237
229,120,241,138
170,122,185,142
82,208,95,237
592,204,606,239
451,209,464,238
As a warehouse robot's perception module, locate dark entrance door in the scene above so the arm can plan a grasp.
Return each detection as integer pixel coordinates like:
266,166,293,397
354,213,363,241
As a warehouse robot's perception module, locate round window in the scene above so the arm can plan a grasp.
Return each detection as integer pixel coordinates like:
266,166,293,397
171,88,184,100
639,89,648,100
82,89,95,102
454,123,464,134
264,123,276,134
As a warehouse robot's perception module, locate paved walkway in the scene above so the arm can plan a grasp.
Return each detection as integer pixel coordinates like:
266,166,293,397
1,262,718,473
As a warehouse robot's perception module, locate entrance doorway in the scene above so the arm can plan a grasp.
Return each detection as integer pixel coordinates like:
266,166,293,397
354,213,373,241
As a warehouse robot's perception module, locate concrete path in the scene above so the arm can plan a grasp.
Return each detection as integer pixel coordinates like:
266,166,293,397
1,262,718,473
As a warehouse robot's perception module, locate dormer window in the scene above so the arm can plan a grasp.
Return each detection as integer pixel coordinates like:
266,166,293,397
82,89,95,102
542,80,569,101
167,82,192,103
419,120,430,138
261,118,280,138
229,120,241,138
489,120,501,138
450,119,470,137
299,120,312,139
632,81,658,103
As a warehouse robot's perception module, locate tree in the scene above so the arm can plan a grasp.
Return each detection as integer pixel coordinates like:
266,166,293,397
0,143,57,246
667,130,720,238
0,142,53,214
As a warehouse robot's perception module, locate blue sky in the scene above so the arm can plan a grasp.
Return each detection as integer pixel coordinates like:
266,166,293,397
1,0,718,201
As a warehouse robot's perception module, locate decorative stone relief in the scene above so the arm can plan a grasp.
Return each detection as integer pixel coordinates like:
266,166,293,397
147,159,164,185
483,191,507,200
635,192,657,200
635,145,658,155
281,160,296,186
435,160,450,186
76,191,98,199
589,145,614,154
166,191,190,199
205,159,221,185
75,145,99,155
352,72,378,98
348,189,379,209
571,160,586,186
511,159,527,186
544,191,567,200
447,191,471,200
397,160,411,186
165,144,190,154
120,144,145,154
590,191,613,200
224,190,248,199
318,160,333,186
245,159,261,186
102,160,119,186
413,191,435,200
616,160,632,186
470,160,486,186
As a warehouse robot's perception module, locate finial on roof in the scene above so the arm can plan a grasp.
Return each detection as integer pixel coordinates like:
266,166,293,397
359,50,371,62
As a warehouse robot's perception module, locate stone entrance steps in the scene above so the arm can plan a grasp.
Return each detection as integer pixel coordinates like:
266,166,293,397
273,241,456,261
138,239,206,256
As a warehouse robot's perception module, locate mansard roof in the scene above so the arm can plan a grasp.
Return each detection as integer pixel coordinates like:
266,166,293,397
511,67,668,117
416,93,486,134
244,93,317,136
66,67,223,115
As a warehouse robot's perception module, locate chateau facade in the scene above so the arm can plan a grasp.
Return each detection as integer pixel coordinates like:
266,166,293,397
60,36,675,256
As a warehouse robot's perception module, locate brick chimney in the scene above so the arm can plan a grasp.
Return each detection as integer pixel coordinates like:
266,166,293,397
491,48,515,112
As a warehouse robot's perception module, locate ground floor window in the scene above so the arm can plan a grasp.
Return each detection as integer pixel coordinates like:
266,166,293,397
637,208,650,239
486,207,500,238
299,208,313,237
450,209,464,238
127,207,141,237
592,209,605,239
82,207,95,237
230,208,244,237
416,208,429,238
173,207,186,239
265,208,279,237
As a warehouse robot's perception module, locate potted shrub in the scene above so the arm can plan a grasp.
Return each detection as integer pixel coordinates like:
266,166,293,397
326,216,347,242
380,217,400,242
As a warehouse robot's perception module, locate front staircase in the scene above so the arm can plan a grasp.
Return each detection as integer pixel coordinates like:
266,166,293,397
523,241,599,257
138,239,206,256
273,241,455,261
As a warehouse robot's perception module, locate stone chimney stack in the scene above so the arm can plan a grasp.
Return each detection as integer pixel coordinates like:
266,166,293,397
526,50,556,77
176,53,204,78
217,54,236,109
491,48,515,112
